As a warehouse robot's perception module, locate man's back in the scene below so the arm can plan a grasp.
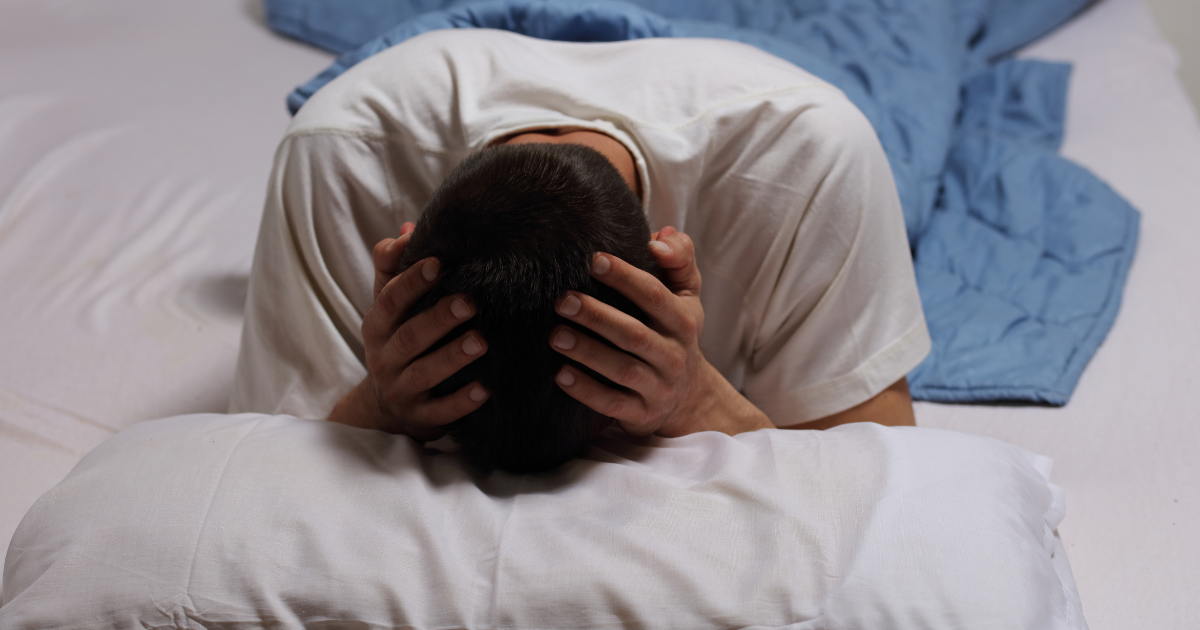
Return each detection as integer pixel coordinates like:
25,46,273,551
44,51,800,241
233,30,928,427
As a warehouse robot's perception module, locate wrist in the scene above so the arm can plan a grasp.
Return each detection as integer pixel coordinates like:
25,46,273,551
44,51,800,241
328,378,392,432
677,362,774,436
708,374,774,435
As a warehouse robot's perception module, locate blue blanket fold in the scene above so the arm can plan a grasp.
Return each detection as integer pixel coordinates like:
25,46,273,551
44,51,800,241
909,59,1139,404
265,0,1138,406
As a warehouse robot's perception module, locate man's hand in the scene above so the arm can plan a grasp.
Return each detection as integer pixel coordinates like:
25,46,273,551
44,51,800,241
549,227,773,437
327,222,490,440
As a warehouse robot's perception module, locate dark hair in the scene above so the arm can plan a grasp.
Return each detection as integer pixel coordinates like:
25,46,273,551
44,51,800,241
400,142,656,473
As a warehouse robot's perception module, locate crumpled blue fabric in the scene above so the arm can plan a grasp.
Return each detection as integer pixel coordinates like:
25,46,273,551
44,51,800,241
265,0,1138,405
911,59,1138,403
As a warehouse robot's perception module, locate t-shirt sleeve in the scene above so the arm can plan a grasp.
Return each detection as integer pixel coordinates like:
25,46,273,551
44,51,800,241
229,132,404,418
733,92,931,426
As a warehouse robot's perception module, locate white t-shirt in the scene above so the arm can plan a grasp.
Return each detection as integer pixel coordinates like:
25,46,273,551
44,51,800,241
230,29,930,426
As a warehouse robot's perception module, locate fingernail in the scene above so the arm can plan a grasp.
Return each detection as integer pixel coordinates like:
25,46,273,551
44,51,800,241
558,294,581,317
387,232,412,254
451,298,472,320
649,240,670,255
462,335,482,356
469,386,489,402
592,254,610,276
422,259,439,281
553,329,576,350
557,369,576,387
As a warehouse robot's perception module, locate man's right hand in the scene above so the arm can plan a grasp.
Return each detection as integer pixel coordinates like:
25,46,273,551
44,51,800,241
327,222,490,441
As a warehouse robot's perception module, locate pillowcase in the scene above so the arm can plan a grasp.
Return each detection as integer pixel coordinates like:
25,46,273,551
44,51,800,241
1,413,1087,629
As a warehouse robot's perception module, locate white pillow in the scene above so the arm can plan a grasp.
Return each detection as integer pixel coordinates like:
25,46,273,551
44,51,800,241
1,414,1087,629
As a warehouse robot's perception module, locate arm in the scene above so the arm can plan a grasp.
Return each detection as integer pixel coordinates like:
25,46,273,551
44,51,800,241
780,377,915,431
550,227,916,436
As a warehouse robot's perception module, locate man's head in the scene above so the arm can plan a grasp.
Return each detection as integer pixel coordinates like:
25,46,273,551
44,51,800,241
399,141,656,473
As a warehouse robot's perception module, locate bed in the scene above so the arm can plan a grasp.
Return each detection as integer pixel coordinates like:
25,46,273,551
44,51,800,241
0,0,1196,626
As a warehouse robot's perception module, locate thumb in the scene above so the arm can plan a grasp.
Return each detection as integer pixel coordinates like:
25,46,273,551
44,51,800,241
649,228,700,296
372,222,417,299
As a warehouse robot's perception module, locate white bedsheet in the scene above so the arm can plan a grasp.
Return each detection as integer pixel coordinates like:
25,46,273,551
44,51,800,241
920,0,1200,621
0,0,1195,625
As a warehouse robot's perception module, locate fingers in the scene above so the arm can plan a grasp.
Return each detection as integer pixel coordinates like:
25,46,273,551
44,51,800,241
409,380,491,427
553,294,681,371
393,329,487,396
550,323,665,392
372,225,415,275
386,377,488,442
554,365,654,435
647,228,701,296
379,291,475,369
385,325,488,411
361,261,447,350
366,292,485,433
589,253,689,335
372,222,417,300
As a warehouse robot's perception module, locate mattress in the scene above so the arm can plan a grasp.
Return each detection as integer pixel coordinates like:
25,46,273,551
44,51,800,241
0,0,1195,626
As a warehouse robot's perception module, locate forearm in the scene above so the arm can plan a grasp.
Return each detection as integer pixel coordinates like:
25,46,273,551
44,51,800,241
782,377,915,431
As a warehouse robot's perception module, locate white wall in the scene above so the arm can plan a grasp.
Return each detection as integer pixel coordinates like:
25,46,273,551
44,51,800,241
1142,0,1200,111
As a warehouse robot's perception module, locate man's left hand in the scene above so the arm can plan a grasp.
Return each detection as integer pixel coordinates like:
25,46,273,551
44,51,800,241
548,228,773,437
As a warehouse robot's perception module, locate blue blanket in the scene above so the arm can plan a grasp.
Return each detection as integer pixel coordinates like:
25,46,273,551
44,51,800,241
266,0,1139,405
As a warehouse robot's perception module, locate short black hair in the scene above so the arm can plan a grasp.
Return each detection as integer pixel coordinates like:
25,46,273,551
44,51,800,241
400,142,656,474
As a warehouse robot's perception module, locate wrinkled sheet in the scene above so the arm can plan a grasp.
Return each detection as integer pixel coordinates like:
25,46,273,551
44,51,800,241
268,0,1139,405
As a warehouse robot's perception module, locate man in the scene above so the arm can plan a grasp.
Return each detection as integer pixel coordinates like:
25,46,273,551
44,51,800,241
231,29,930,463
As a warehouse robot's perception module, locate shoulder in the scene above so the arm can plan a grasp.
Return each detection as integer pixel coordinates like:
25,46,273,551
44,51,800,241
713,82,878,159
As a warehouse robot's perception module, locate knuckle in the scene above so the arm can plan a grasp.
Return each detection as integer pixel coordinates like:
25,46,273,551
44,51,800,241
392,326,420,357
678,233,694,252
665,348,687,376
365,354,388,378
627,327,652,353
579,300,605,328
677,315,698,340
378,281,406,316
376,284,397,315
577,341,601,364
646,284,671,311
602,398,628,419
405,362,434,392
617,362,645,388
